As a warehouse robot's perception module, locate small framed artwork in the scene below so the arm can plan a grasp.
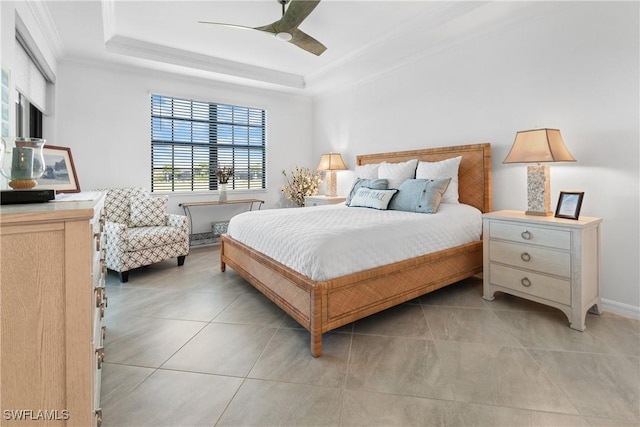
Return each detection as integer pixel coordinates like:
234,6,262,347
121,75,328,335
37,145,81,193
554,191,584,220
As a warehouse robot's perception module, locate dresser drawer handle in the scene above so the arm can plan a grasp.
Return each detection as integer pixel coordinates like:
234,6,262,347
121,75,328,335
520,252,531,262
95,287,103,308
521,277,532,287
95,408,103,427
521,230,532,240
95,347,105,369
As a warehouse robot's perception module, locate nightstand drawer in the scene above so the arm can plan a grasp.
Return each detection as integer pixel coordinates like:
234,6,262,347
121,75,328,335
490,264,571,305
489,240,571,277
489,221,571,250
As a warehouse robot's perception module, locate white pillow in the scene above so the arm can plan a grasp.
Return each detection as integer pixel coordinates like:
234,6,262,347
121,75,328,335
415,156,462,204
348,187,398,210
355,163,380,179
130,196,168,227
377,159,418,189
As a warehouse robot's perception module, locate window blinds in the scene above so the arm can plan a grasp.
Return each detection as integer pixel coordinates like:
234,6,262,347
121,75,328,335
151,94,266,192
14,39,47,114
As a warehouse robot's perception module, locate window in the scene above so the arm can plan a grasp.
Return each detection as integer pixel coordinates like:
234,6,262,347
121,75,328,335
151,94,266,192
15,91,43,138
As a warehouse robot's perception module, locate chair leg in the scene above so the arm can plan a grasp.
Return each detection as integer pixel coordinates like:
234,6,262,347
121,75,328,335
119,271,129,283
178,255,186,266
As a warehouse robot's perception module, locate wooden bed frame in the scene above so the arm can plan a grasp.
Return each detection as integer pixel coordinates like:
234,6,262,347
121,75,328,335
221,143,492,356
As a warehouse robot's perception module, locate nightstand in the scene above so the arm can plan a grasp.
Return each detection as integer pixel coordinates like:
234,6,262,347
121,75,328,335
304,195,346,207
482,210,602,331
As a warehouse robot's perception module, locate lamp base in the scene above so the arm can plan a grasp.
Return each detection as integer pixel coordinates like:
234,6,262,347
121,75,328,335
525,164,552,216
525,210,553,216
324,171,338,197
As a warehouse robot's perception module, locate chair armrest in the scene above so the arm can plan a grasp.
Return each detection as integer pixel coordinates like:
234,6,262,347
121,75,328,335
104,220,128,252
166,214,189,233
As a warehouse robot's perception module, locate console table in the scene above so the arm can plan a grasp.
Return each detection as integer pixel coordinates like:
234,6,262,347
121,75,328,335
179,198,264,246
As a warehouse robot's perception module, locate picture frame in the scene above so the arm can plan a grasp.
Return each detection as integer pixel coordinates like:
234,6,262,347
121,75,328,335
554,191,584,220
37,145,81,193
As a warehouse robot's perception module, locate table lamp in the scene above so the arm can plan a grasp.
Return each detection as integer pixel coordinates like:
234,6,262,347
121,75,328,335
316,152,347,197
503,128,576,216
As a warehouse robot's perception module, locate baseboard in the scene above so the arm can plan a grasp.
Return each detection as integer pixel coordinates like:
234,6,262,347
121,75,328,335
600,298,640,319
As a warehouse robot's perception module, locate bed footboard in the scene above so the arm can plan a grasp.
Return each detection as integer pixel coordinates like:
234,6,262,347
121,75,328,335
221,234,482,356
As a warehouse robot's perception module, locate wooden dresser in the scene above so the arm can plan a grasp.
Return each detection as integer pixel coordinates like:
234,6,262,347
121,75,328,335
0,195,106,426
482,210,602,331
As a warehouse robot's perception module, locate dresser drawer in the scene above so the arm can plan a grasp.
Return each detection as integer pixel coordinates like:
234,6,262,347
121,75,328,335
489,240,571,278
489,221,571,250
489,263,571,305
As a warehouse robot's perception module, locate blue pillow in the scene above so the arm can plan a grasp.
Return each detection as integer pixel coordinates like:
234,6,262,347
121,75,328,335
346,178,388,206
348,188,398,210
388,178,451,213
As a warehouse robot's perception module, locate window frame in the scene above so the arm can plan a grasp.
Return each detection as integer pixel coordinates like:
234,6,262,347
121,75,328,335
150,94,266,193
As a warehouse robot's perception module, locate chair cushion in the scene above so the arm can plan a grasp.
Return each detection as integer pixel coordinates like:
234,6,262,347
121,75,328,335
103,187,147,225
130,196,168,227
125,226,188,251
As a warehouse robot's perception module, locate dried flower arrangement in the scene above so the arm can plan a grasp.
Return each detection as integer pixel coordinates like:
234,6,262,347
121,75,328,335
213,166,234,184
281,167,322,207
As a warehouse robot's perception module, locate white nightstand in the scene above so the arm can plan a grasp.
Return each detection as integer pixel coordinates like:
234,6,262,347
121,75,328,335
482,210,602,331
304,195,346,207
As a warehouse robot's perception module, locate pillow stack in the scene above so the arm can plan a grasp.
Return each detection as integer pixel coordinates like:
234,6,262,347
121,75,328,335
346,156,462,213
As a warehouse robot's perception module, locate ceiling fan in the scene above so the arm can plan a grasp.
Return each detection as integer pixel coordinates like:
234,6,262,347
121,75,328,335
199,0,327,56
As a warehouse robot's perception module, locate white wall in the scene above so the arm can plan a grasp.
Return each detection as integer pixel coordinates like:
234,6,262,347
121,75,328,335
51,60,314,231
313,2,640,316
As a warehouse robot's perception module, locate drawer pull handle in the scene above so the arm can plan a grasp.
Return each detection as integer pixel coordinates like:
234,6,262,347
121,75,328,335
94,233,101,252
521,277,532,287
102,325,107,341
520,252,531,262
95,347,105,369
95,408,103,427
521,230,532,240
95,287,103,308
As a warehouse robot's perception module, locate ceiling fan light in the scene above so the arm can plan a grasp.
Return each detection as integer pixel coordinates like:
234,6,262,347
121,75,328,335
275,32,292,42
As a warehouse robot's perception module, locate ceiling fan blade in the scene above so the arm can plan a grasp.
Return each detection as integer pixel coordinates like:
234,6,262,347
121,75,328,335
279,0,321,31
198,21,257,32
288,28,326,56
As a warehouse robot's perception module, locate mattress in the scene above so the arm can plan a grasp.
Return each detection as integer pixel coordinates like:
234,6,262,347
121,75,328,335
226,203,482,281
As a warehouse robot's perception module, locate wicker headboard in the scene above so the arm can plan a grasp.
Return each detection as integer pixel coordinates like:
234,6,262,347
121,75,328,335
356,143,492,213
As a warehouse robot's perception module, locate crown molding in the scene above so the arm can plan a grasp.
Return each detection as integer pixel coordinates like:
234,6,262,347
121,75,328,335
25,0,65,61
101,0,117,42
104,35,305,89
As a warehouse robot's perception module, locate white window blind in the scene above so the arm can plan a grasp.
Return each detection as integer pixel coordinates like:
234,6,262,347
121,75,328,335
151,94,266,192
14,39,47,114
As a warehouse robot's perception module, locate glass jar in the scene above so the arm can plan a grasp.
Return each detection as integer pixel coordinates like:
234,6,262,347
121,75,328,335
0,137,46,189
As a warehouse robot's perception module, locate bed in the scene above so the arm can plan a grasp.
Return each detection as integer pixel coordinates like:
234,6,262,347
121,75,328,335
220,143,492,356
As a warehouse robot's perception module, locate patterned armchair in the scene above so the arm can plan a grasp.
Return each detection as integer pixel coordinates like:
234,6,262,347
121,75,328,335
102,187,189,282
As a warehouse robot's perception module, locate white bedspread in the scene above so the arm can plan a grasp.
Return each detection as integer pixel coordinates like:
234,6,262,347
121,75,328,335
226,203,482,281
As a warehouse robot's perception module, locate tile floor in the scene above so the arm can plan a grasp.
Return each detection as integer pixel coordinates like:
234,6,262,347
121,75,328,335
101,246,640,426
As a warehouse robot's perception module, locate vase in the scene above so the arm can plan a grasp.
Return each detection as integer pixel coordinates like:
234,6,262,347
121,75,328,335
0,137,46,190
219,183,228,202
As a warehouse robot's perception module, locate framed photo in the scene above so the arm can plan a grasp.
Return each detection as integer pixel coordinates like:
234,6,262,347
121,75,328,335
554,191,584,220
37,145,81,193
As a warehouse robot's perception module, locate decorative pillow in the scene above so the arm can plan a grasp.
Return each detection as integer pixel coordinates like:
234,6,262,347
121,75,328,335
355,163,380,180
378,159,418,189
348,188,398,210
415,156,462,204
130,196,168,227
388,178,451,214
346,178,388,206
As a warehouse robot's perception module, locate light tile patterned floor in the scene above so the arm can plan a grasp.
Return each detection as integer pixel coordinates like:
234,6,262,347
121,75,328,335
101,246,640,427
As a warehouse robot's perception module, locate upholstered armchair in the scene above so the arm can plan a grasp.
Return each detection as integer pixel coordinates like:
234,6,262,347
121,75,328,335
102,187,189,282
